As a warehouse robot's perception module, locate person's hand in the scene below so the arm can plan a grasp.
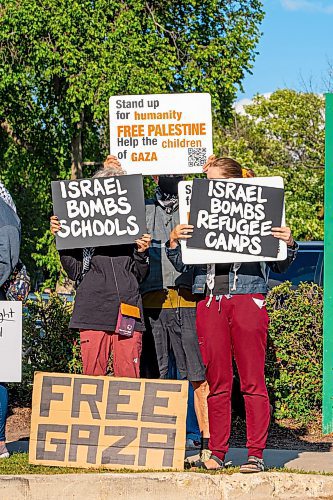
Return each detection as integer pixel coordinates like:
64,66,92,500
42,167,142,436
203,154,216,173
271,226,294,247
103,154,122,170
50,215,61,236
135,234,151,253
169,224,194,249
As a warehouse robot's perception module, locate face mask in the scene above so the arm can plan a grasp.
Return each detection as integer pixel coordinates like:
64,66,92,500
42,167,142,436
158,176,183,196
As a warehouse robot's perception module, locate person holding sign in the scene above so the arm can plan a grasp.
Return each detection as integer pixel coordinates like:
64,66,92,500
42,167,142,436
166,156,298,472
50,164,151,378
0,183,21,459
140,174,210,461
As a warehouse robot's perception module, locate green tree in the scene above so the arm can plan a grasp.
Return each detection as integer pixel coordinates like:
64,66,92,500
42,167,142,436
0,0,264,286
214,89,325,240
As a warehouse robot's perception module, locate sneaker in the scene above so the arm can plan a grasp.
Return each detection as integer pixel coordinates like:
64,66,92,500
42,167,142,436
0,445,9,459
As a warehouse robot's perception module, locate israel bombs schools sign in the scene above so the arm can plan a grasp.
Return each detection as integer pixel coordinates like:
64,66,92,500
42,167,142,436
109,93,213,175
29,373,188,470
0,302,22,382
51,175,146,250
178,177,286,264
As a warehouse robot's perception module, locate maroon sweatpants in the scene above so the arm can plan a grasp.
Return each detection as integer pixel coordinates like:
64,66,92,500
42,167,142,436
80,330,142,377
196,294,270,460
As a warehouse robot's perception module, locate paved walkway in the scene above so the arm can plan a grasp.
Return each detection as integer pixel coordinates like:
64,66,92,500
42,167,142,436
7,440,333,473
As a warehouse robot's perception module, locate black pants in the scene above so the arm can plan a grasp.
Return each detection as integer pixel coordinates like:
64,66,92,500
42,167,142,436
141,307,205,382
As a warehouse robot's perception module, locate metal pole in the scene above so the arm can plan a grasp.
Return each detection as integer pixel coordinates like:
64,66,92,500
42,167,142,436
323,93,333,434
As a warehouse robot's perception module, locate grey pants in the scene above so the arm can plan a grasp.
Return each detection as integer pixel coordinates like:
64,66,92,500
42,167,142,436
143,307,205,382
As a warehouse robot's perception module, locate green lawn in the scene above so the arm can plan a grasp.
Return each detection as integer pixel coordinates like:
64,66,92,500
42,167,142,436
0,453,332,476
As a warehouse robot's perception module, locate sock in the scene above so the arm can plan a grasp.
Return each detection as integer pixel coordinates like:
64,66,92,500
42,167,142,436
201,437,209,451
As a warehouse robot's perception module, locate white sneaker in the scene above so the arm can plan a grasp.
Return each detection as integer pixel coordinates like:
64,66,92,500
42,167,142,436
0,445,9,459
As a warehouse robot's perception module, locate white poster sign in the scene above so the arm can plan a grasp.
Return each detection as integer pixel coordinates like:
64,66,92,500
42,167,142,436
109,93,213,175
0,301,22,382
178,177,287,264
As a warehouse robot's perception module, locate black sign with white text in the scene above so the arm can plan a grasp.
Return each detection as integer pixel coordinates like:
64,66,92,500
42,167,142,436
51,175,146,250
188,179,284,258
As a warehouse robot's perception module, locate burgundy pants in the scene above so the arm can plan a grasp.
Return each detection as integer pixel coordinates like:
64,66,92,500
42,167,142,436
196,294,270,460
80,330,142,377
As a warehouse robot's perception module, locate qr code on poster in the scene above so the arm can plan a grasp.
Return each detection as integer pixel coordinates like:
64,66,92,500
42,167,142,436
187,148,207,168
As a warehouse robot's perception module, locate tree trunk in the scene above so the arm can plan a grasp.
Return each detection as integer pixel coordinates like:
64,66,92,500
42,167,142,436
70,113,84,179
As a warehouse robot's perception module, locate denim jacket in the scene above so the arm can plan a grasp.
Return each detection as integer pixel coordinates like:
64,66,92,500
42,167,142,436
165,242,299,296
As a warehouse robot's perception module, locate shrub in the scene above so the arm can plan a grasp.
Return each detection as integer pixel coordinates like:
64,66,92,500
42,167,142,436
9,293,82,406
266,281,323,422
10,283,323,425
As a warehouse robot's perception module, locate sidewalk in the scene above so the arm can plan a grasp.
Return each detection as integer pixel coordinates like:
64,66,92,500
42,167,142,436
7,440,333,473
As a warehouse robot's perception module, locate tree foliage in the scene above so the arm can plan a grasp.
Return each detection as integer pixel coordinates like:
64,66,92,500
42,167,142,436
214,90,325,240
0,0,264,286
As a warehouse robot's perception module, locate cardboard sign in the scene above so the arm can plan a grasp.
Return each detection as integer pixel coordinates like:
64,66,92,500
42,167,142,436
0,301,22,382
51,175,146,250
109,93,213,175
178,177,287,264
29,373,188,470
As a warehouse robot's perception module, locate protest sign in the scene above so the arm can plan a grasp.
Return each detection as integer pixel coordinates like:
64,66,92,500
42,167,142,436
29,373,188,470
51,175,146,250
0,301,22,382
109,93,213,175
178,177,287,264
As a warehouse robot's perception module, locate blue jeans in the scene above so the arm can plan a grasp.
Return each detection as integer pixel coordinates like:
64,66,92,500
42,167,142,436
0,384,8,441
167,351,201,441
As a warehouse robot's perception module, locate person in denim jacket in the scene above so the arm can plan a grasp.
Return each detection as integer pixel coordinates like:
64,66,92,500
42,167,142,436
166,156,298,472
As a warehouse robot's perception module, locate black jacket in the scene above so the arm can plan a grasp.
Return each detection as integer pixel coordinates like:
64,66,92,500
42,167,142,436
60,245,149,331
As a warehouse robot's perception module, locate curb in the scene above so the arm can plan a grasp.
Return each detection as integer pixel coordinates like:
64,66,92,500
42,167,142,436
1,472,333,500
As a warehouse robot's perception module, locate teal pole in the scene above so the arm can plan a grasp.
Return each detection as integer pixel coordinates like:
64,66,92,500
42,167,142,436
323,93,333,434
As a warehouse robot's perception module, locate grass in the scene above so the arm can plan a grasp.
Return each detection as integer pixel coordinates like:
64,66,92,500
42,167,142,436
0,453,333,476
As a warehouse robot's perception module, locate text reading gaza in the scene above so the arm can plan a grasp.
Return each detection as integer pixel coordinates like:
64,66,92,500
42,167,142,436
57,178,139,239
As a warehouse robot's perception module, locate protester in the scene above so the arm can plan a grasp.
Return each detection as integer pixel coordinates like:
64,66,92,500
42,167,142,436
0,183,21,459
50,164,151,377
140,173,210,460
166,156,298,472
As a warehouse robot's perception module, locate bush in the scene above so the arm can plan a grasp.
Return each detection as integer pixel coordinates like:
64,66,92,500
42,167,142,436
266,281,323,422
10,283,323,424
9,293,82,406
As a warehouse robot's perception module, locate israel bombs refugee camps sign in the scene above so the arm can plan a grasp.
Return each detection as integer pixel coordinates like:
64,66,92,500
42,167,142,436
178,177,286,264
0,301,22,382
51,174,146,250
109,93,213,175
29,373,188,470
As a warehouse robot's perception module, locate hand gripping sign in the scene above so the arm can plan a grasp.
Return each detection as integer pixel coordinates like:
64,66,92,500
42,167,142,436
109,93,213,175
29,373,188,470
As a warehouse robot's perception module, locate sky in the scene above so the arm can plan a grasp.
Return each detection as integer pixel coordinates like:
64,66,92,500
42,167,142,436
237,0,333,102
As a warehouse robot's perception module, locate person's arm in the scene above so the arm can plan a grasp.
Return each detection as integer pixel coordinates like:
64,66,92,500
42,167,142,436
59,249,83,282
164,224,194,273
50,215,83,281
0,225,20,287
268,226,298,273
133,234,151,282
268,241,299,274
